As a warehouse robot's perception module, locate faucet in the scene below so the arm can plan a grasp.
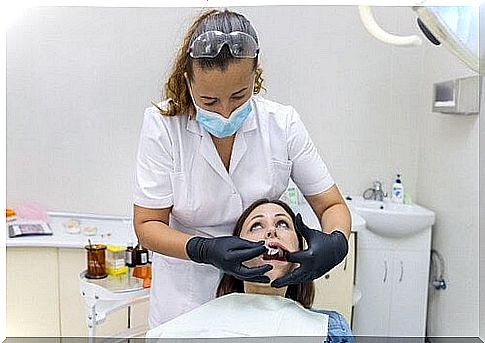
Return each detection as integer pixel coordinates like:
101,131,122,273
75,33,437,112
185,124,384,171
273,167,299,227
363,181,387,201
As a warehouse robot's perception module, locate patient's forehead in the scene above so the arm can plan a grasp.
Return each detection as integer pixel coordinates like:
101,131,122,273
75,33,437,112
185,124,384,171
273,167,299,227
245,203,292,223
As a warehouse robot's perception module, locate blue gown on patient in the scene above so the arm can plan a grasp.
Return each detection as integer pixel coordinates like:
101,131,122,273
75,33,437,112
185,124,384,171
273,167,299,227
311,309,354,343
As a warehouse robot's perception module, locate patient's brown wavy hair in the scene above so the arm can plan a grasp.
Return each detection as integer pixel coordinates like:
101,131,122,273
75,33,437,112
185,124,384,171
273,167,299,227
216,199,315,309
153,8,265,118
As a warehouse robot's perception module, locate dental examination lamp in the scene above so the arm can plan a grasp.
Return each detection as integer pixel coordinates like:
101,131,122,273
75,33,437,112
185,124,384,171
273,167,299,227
358,5,480,73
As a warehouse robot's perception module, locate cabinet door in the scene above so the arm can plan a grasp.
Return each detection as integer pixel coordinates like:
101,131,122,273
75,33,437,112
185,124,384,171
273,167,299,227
313,233,355,323
352,248,392,336
6,247,60,336
388,250,430,337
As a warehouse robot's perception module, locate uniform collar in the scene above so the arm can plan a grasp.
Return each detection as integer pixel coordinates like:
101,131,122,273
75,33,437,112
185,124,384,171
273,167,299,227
186,115,203,136
240,101,257,132
185,97,257,136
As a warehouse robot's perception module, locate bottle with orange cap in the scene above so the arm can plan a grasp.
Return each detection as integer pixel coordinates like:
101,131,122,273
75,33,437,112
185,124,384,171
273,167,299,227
6,208,16,221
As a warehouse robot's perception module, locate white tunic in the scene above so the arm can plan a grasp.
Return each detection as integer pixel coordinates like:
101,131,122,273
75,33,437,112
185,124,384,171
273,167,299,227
133,95,334,328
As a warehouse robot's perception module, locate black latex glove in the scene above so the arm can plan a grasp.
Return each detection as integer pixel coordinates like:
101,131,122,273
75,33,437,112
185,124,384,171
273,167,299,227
186,236,273,283
271,213,349,288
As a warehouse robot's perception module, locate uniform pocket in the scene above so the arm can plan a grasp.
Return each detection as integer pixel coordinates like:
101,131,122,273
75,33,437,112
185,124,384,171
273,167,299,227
271,160,292,198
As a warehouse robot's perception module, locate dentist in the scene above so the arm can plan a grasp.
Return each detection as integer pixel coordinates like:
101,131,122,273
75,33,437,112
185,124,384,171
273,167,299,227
133,8,352,328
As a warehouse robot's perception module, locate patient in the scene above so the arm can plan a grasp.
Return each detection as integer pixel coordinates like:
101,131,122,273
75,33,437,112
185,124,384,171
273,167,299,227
216,198,353,341
146,199,353,341
217,198,312,303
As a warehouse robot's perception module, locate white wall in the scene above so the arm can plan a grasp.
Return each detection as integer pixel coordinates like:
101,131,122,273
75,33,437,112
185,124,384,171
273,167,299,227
7,6,196,215
248,6,424,200
7,6,425,215
6,5,479,337
415,23,479,338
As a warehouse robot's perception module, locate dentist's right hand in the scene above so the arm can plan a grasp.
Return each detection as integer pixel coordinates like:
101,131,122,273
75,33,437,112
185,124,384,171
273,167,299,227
186,236,273,283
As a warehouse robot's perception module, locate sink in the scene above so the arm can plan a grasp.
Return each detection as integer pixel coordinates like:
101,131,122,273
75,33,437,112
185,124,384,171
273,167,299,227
346,195,436,238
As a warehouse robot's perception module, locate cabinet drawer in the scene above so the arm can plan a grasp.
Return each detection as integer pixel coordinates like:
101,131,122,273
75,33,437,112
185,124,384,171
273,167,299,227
357,226,431,251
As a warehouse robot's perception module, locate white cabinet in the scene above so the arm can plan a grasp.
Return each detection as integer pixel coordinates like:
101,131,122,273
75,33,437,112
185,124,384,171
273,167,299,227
352,248,391,335
388,250,429,337
352,227,432,338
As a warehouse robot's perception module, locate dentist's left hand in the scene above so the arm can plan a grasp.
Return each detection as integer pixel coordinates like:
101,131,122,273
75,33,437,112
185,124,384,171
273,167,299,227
271,213,349,288
186,236,273,283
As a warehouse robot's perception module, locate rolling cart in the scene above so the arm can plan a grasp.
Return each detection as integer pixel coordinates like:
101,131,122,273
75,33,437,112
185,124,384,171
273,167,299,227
79,270,150,342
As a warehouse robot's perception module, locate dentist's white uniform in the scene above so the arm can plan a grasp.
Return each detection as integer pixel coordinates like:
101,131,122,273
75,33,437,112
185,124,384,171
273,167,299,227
133,95,335,328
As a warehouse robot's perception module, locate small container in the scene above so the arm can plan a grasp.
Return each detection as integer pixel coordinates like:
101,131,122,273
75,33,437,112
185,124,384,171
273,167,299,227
133,264,152,288
135,243,149,265
106,244,128,276
125,241,136,267
85,244,107,279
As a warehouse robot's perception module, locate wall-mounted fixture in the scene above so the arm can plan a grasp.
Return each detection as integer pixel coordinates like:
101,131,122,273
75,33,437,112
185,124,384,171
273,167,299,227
358,5,480,73
414,6,479,74
432,75,479,115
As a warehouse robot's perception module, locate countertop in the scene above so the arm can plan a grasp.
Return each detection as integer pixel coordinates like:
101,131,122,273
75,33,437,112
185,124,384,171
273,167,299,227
6,203,364,248
6,212,136,248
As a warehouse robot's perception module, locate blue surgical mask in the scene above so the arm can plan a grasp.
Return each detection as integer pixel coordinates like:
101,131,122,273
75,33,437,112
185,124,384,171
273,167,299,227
191,95,253,138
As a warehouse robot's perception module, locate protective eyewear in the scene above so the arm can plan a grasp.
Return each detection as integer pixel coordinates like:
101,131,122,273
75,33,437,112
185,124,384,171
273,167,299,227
188,31,259,59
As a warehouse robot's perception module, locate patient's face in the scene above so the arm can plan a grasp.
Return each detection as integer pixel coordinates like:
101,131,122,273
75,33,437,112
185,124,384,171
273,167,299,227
240,203,299,283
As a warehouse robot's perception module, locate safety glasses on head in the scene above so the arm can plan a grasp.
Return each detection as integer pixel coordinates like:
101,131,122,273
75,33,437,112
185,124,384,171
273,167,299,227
187,30,259,59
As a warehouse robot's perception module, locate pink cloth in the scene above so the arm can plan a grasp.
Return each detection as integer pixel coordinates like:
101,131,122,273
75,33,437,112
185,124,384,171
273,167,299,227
15,202,49,221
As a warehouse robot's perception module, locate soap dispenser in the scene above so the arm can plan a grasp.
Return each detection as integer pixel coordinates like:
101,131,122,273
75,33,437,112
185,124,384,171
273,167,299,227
391,174,404,204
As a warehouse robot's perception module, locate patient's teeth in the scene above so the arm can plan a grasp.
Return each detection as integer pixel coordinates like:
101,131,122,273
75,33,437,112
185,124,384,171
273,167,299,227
265,243,286,258
268,247,278,255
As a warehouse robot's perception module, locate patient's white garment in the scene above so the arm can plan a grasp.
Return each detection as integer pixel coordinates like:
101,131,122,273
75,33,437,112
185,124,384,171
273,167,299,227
145,293,328,338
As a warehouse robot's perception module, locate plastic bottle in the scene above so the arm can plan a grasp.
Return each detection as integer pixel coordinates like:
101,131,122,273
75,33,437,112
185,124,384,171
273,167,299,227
287,186,299,206
285,179,300,206
391,174,404,204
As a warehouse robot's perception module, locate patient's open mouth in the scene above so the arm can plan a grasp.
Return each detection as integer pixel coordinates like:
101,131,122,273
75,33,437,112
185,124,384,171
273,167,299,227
263,242,289,261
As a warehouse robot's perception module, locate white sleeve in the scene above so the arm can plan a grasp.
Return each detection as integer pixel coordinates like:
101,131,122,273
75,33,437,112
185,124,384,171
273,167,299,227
287,107,335,196
133,108,174,209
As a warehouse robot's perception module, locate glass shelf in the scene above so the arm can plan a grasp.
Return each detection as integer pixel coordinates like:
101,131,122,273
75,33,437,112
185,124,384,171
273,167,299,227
80,269,144,293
